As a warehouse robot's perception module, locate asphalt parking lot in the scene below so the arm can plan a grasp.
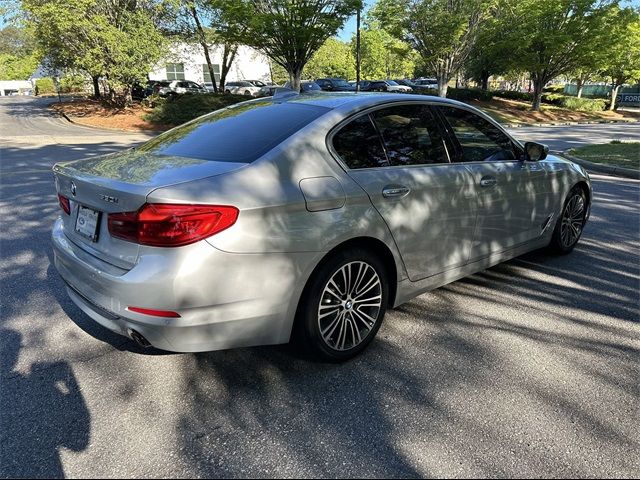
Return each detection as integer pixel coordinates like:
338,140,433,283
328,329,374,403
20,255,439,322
1,97,639,478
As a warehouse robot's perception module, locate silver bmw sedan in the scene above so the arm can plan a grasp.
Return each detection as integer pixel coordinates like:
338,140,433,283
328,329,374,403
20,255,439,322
52,93,591,361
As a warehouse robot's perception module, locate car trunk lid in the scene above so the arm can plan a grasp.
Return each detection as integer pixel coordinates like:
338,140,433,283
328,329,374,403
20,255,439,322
53,150,247,269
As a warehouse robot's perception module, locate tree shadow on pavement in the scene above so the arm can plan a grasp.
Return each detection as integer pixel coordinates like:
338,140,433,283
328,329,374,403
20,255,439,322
0,328,91,478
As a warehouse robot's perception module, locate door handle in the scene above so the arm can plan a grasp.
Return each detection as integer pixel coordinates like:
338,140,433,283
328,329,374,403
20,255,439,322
479,176,498,187
382,185,411,198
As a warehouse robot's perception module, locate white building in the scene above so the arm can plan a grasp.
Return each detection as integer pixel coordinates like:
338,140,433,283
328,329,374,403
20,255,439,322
148,43,273,88
0,80,33,96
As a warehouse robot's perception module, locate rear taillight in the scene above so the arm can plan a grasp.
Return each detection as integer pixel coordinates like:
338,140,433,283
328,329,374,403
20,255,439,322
108,203,238,247
58,194,70,215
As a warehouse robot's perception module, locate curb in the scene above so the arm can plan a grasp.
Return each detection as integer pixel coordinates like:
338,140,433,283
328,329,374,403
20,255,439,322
562,151,639,180
503,119,640,128
54,108,164,135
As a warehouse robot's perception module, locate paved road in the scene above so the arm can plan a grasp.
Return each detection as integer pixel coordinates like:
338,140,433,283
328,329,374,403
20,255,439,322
1,97,639,478
507,122,640,152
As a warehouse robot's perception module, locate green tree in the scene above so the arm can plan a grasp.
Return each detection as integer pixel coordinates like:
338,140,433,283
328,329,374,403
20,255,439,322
22,0,168,103
600,6,640,110
502,0,617,110
165,0,249,92
304,37,355,79
370,0,492,97
225,0,360,91
354,27,416,80
465,4,516,91
0,25,40,80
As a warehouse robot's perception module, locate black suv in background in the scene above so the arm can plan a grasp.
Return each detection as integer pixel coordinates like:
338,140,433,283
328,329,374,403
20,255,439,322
315,78,356,92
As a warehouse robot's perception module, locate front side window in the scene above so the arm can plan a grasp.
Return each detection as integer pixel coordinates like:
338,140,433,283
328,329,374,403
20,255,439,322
332,115,389,169
371,104,449,166
166,63,185,80
438,106,518,162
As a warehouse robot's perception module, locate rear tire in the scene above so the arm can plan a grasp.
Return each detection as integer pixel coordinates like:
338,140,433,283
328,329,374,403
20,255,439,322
548,186,587,254
296,248,388,362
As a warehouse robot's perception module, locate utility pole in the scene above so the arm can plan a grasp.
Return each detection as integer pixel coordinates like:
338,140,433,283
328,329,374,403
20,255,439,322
355,4,361,93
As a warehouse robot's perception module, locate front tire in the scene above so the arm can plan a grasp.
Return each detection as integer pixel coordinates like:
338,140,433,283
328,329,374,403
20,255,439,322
549,186,587,254
296,248,388,362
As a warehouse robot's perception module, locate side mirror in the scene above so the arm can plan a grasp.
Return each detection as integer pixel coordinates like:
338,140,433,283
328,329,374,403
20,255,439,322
524,141,549,162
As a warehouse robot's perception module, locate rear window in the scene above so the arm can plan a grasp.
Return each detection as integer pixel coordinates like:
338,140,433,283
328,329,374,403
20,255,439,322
136,101,329,163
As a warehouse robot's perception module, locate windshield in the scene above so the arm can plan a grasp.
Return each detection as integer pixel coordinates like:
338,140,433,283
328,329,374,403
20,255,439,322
250,80,266,87
332,79,350,87
387,81,399,86
137,101,329,163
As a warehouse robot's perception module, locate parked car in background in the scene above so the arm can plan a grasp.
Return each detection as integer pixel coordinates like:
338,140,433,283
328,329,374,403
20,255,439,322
224,81,262,96
361,80,412,93
52,93,591,361
413,78,438,88
158,80,208,98
257,84,280,97
315,78,356,92
394,79,433,92
131,80,172,100
283,80,323,93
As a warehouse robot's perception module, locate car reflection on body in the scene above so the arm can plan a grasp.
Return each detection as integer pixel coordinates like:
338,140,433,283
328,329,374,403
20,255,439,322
52,92,591,361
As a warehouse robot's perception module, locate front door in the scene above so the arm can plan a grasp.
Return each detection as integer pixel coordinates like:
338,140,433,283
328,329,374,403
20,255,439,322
436,105,549,261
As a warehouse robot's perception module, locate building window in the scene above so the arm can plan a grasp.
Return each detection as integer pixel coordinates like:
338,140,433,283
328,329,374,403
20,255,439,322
202,64,221,85
166,63,185,80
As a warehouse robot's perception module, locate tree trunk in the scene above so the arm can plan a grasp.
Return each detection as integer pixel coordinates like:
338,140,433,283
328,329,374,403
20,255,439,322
92,75,101,98
219,44,238,92
288,68,302,93
609,84,620,111
201,43,218,93
576,77,583,98
189,5,217,93
531,76,545,111
436,69,449,97
480,70,490,91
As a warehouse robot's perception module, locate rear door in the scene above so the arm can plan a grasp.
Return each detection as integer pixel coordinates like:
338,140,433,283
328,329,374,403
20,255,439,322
332,103,477,281
436,105,550,261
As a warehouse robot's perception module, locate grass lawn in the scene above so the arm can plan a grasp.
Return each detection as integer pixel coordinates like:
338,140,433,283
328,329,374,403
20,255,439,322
568,142,640,171
470,97,640,125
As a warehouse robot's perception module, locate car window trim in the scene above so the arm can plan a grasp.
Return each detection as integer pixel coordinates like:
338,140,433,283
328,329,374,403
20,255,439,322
327,100,454,171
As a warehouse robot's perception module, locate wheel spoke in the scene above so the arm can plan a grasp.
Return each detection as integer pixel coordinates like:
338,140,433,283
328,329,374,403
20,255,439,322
322,311,343,339
354,294,382,305
318,307,340,319
352,309,375,329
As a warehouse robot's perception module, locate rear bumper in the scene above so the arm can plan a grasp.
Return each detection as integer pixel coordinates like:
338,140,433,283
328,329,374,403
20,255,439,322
52,218,321,352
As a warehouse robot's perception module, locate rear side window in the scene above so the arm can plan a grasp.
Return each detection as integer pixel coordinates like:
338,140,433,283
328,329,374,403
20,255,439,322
438,106,517,162
137,101,328,163
333,115,389,169
371,104,449,166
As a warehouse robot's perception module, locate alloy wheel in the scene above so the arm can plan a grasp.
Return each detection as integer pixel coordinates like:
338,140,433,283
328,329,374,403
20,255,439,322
317,261,383,351
560,193,585,248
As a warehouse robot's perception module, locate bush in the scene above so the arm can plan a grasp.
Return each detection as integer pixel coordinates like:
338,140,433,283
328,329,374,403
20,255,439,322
144,93,249,125
541,93,565,106
558,96,606,112
543,84,565,94
447,88,493,102
59,74,87,93
493,90,534,102
35,77,56,95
